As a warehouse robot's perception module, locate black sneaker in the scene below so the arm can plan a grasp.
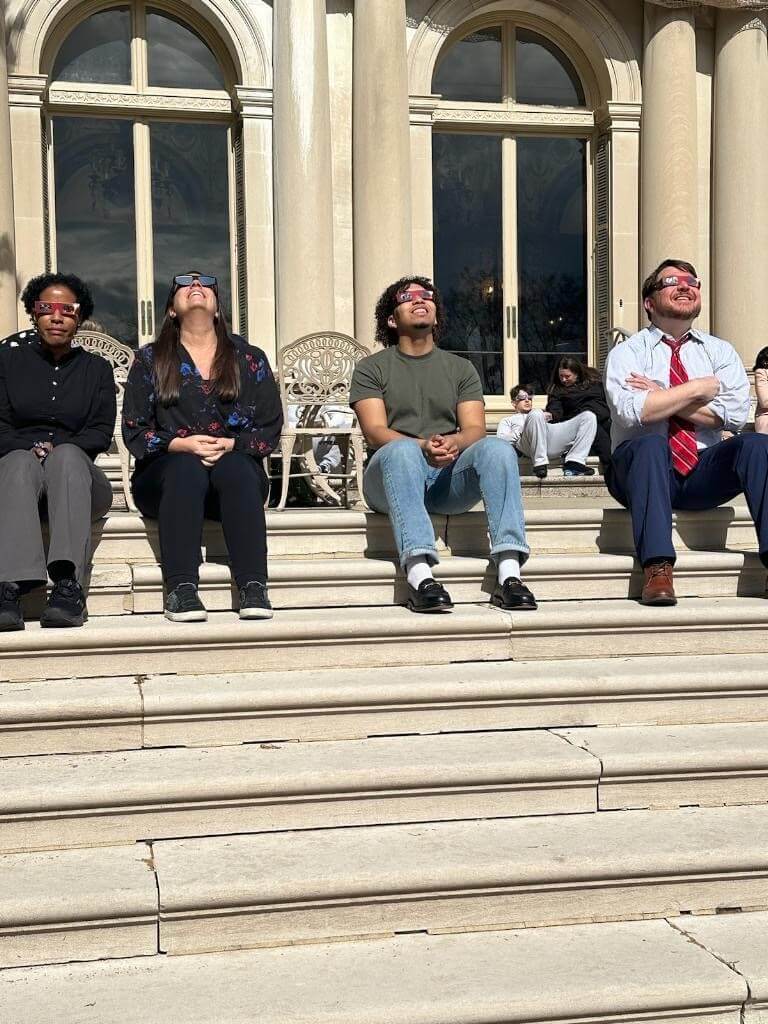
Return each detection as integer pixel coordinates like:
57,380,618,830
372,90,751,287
405,579,454,613
563,461,596,477
532,464,548,479
40,578,87,628
490,579,538,611
238,581,274,620
164,583,207,622
0,581,24,631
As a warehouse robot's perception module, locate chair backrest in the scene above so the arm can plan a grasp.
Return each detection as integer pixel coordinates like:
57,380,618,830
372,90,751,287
72,330,134,395
277,332,369,422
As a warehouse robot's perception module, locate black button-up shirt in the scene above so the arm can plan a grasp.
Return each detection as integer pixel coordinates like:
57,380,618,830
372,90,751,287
0,339,116,460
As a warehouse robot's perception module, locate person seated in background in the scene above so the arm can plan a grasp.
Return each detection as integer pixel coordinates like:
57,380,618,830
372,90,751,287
496,384,597,479
753,346,768,434
122,271,283,623
350,276,536,613
604,258,768,606
546,357,613,471
0,273,115,630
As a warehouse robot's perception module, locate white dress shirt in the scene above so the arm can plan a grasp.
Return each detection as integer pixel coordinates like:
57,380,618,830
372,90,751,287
604,324,750,452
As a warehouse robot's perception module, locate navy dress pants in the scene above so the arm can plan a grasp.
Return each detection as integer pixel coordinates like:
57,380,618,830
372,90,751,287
605,432,768,567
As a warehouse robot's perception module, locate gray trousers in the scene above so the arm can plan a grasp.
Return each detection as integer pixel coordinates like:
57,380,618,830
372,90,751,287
515,410,597,468
0,444,112,585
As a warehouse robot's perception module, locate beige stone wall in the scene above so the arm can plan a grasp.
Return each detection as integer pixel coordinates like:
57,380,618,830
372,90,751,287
2,0,765,372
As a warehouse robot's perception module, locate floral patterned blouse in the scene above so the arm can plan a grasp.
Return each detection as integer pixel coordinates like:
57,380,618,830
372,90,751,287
122,336,283,471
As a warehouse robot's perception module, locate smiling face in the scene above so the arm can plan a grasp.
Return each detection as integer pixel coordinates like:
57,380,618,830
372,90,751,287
389,282,437,335
34,284,81,351
559,368,578,387
170,273,219,323
644,265,702,323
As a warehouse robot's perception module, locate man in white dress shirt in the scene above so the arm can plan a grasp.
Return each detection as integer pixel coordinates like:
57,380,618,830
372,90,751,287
604,258,768,606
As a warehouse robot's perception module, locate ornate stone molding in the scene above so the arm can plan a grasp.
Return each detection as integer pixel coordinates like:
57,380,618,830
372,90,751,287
234,86,273,120
409,94,440,126
596,101,642,132
8,74,47,109
432,107,595,129
47,87,233,115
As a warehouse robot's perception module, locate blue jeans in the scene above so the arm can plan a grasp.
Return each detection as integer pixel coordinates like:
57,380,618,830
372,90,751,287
363,437,529,568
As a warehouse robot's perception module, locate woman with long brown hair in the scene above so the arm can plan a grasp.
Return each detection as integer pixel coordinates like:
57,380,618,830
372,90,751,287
122,272,282,621
545,356,612,471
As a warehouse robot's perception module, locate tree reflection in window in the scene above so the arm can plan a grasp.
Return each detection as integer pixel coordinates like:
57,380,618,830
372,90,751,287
147,10,225,89
51,8,131,85
432,27,502,103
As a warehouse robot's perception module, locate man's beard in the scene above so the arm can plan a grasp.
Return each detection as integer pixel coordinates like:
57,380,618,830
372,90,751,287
665,299,701,320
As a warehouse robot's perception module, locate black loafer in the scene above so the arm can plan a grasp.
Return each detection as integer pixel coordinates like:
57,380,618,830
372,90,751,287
406,579,454,613
490,579,538,611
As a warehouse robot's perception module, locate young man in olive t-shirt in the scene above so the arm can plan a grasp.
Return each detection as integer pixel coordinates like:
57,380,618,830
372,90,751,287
350,276,536,613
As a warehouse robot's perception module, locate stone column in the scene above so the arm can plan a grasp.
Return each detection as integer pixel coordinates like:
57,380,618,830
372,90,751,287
273,0,335,347
353,0,412,345
641,3,698,278
0,6,17,337
712,10,768,363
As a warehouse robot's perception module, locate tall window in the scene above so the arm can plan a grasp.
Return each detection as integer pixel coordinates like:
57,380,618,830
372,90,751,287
46,4,235,345
432,21,591,397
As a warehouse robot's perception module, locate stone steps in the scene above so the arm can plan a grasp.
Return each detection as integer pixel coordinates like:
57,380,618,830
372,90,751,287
6,598,768,682
5,721,768,855
5,652,768,757
88,501,758,564
0,918,748,1023
0,730,598,854
3,804,768,969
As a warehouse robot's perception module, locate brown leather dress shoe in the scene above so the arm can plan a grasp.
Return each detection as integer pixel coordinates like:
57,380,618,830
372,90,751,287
641,562,677,606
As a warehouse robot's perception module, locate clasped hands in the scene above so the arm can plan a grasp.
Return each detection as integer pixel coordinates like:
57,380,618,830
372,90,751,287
169,434,235,467
422,434,459,468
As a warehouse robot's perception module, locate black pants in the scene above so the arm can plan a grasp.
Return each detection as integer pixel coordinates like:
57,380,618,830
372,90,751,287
133,451,269,591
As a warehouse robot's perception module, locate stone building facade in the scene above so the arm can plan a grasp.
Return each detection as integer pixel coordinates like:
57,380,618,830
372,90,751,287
0,0,766,411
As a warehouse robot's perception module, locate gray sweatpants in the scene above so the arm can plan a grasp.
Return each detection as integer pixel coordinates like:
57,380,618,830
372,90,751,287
0,444,112,585
515,410,597,468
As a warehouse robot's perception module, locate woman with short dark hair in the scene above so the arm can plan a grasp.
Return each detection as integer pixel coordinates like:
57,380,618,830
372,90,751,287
0,272,115,630
546,356,613,470
122,272,283,622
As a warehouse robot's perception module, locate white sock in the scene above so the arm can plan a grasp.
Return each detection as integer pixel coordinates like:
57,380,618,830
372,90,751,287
497,552,521,585
406,556,434,589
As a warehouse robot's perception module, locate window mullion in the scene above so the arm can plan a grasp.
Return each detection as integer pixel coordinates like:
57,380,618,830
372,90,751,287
506,22,515,107
134,120,155,345
502,134,519,399
133,1,148,91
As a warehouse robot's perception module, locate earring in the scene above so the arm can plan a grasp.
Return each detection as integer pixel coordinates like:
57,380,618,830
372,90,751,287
214,312,219,324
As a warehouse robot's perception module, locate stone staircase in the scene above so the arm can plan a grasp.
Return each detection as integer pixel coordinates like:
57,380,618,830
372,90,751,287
2,470,768,1023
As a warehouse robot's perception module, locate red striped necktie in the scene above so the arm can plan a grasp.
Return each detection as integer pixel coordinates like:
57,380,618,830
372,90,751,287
662,333,699,476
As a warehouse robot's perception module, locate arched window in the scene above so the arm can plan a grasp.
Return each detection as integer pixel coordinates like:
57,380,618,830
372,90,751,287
45,4,237,345
431,20,591,397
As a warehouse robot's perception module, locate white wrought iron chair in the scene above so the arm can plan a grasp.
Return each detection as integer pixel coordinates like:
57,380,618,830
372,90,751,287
276,331,369,510
72,330,137,512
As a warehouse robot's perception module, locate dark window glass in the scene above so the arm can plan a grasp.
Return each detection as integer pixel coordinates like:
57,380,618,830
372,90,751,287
515,30,585,107
432,27,503,103
150,122,231,323
433,133,504,395
53,117,138,344
147,10,225,89
52,8,131,85
517,137,587,393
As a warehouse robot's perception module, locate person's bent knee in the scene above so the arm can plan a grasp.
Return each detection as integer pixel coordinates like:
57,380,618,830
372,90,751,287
0,449,40,480
44,443,91,476
376,438,425,466
160,452,210,490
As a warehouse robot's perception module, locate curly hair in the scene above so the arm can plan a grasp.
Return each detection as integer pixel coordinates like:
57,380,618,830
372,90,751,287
21,272,94,323
374,275,446,347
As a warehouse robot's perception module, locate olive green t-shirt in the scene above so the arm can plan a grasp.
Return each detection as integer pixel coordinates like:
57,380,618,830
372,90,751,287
349,345,484,448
